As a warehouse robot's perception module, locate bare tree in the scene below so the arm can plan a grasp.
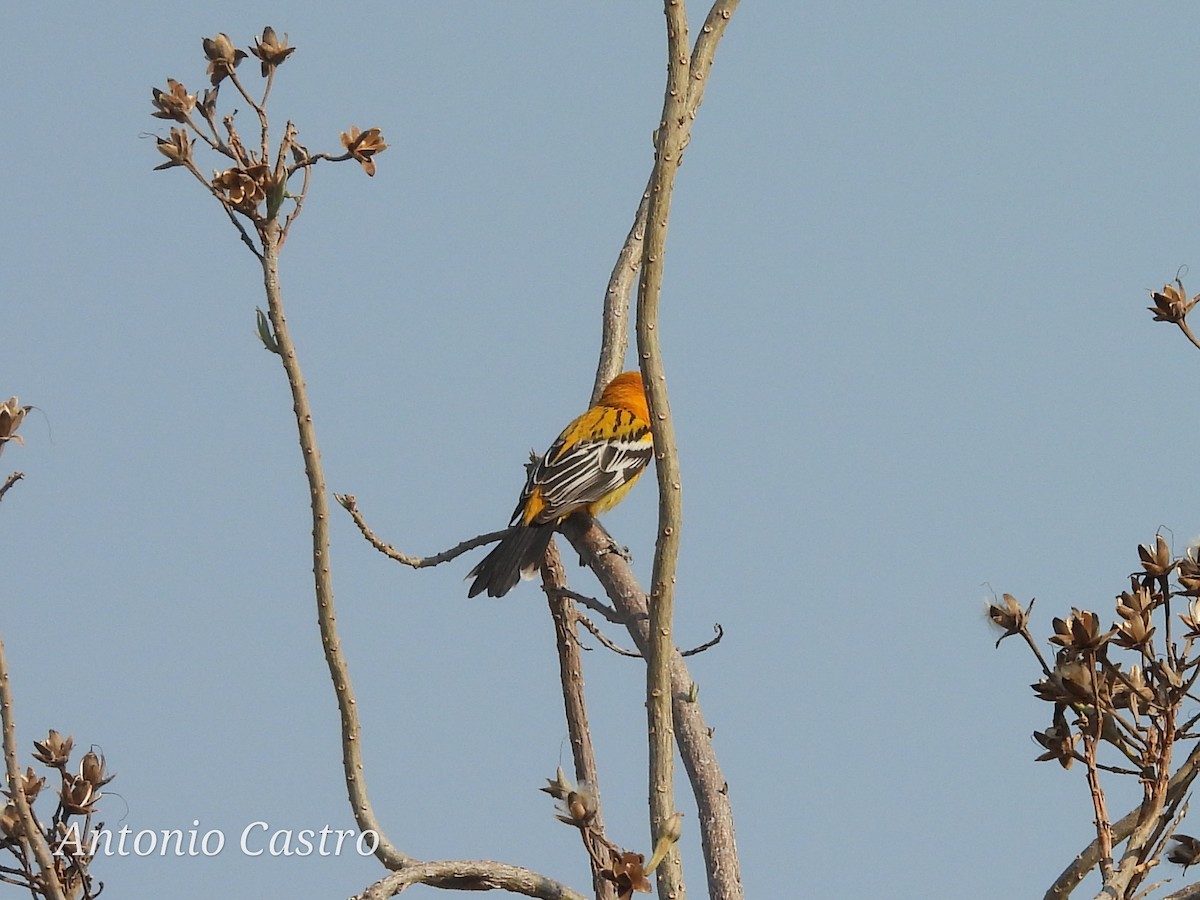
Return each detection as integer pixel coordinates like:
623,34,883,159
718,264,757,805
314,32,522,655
144,5,742,900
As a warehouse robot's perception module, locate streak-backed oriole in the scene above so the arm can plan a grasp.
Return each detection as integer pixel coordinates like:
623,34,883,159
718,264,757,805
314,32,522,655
467,371,653,598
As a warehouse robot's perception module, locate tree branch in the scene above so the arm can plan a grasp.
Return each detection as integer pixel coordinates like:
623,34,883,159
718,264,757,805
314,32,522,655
636,2,694,895
259,224,411,870
592,0,742,403
540,540,616,900
0,630,64,900
354,859,590,900
1046,740,1200,899
337,493,508,568
0,473,23,505
562,515,742,900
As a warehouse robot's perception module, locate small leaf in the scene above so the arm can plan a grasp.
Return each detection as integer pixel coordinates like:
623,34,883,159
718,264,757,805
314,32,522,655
256,308,280,354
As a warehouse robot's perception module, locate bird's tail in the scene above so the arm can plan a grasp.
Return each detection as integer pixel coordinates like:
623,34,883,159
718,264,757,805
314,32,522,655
466,523,556,598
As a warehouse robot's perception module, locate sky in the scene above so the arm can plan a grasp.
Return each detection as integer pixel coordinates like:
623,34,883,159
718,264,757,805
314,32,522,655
6,2,1200,898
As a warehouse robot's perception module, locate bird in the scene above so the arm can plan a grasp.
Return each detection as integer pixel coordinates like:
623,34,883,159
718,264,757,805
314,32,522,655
467,371,653,598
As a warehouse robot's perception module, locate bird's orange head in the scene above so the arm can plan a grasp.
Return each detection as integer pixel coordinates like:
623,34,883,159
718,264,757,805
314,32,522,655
597,371,650,423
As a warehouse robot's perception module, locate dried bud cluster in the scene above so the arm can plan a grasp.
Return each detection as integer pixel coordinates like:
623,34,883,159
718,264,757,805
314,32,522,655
2,731,112,897
150,26,388,246
999,534,1200,891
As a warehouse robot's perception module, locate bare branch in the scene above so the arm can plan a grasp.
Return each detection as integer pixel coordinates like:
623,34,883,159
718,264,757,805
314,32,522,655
0,630,65,900
576,617,723,661
0,473,23,505
563,515,743,900
1162,880,1200,900
540,541,616,900
577,613,642,658
637,2,694,894
592,0,743,402
1046,741,1200,899
547,587,626,625
258,227,410,870
354,860,589,900
337,494,508,568
682,624,724,658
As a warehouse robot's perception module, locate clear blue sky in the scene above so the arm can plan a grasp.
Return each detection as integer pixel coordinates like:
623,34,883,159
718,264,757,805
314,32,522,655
6,3,1200,898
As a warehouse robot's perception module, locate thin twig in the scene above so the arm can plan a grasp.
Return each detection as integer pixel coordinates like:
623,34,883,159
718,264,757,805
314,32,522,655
577,613,642,658
1178,319,1200,354
286,151,357,177
1082,655,1114,885
548,587,627,625
576,617,724,660
337,494,507,568
0,473,23,505
682,624,724,657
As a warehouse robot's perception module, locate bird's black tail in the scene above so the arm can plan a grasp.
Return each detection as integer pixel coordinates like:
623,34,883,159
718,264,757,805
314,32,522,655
466,523,556,598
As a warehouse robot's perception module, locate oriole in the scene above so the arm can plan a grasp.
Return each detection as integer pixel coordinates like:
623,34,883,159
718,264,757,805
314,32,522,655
467,371,653,598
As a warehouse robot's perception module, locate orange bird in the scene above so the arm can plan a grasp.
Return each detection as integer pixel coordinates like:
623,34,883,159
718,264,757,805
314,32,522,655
467,371,653,598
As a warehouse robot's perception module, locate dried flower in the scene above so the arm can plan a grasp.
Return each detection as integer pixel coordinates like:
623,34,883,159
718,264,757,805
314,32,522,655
202,33,247,86
1149,281,1195,324
32,730,73,769
198,87,219,122
0,397,29,459
602,851,652,899
154,127,194,171
4,767,46,805
340,126,387,176
1170,835,1200,871
1138,534,1176,578
79,751,114,789
1033,718,1079,769
1110,664,1153,717
151,79,196,122
0,804,22,840
1181,597,1200,638
250,26,296,76
59,773,101,815
987,594,1030,647
1048,608,1114,653
540,767,597,826
1114,586,1155,650
1179,549,1200,598
1031,660,1095,705
213,164,272,213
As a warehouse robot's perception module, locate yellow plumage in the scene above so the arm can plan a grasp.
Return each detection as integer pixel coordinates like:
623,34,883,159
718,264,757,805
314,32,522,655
468,371,653,598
